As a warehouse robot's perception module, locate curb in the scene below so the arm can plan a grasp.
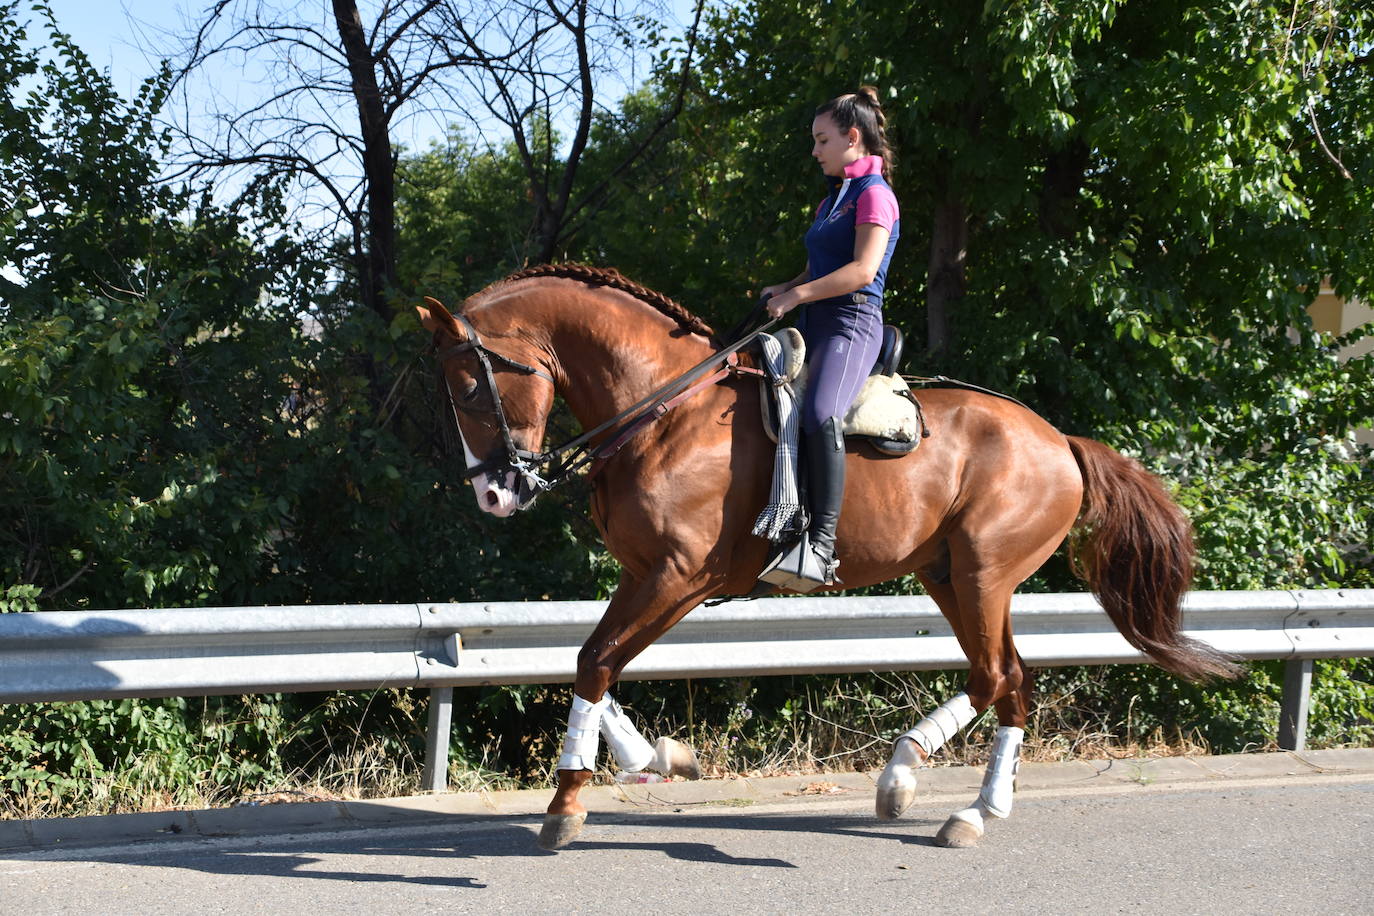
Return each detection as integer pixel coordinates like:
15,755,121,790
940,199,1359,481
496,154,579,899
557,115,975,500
2,747,1370,854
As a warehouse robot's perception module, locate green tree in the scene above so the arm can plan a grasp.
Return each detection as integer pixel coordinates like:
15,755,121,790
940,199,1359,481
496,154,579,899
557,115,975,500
586,0,1374,587
0,2,611,810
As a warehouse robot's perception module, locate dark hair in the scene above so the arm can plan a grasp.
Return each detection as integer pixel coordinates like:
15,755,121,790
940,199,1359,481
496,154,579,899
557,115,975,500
815,86,895,178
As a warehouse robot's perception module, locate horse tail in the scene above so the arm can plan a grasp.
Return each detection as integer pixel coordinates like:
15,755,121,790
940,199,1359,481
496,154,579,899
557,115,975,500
1066,436,1242,682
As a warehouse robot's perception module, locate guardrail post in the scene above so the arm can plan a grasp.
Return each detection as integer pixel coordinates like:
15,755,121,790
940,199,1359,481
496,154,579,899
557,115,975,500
1278,658,1313,752
422,686,454,793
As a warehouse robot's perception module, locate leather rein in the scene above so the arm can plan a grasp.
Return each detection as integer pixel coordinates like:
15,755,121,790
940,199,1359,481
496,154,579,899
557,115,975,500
435,310,776,497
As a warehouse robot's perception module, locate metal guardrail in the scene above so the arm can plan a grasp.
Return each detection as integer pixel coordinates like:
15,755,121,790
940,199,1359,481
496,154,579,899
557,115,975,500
1,589,1371,791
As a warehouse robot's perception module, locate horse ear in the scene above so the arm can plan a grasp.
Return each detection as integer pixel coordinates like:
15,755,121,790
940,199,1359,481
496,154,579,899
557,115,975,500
416,295,463,338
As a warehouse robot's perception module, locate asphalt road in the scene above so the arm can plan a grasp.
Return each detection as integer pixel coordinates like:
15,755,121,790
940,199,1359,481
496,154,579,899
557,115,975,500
2,749,1371,916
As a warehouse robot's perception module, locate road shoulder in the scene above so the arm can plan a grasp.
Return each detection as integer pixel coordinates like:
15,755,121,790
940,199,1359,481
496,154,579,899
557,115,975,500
1,747,1369,854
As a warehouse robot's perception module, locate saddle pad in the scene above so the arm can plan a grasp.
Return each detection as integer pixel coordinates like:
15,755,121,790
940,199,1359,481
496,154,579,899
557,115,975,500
759,333,921,455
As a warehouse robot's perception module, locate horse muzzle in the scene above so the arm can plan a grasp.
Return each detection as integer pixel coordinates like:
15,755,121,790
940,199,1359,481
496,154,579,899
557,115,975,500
471,469,522,517
469,462,544,516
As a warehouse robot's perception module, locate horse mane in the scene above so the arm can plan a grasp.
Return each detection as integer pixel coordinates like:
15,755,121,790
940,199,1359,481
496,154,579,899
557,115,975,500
493,263,715,338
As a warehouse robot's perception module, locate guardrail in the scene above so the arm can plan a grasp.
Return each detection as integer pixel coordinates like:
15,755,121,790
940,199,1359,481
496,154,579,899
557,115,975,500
1,589,1370,791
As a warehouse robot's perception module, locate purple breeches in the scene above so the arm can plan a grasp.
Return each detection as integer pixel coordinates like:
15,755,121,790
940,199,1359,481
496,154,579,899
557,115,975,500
794,294,884,434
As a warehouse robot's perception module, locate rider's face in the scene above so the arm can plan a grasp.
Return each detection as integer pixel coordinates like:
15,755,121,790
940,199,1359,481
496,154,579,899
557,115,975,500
812,113,863,178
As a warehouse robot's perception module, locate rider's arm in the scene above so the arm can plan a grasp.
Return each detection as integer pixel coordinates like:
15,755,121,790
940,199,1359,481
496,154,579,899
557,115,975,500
761,265,811,300
765,224,890,317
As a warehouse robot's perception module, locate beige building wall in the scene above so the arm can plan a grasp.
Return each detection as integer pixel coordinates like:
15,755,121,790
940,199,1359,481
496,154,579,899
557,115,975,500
1307,285,1373,447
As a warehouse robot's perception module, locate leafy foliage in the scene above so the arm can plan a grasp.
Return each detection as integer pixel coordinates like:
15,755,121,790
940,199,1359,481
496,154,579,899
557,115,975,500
0,3,604,811
1,0,1371,813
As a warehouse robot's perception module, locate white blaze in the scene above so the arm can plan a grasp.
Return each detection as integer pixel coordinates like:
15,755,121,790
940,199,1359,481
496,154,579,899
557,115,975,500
458,425,520,517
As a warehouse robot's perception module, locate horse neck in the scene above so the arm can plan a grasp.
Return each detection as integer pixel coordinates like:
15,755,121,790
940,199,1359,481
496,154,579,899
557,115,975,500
537,291,715,432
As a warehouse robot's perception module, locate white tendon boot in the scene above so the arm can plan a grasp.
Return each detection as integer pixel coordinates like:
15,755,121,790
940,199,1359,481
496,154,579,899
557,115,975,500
937,725,1024,849
600,694,702,779
876,693,977,820
556,694,610,773
600,695,657,771
541,693,610,851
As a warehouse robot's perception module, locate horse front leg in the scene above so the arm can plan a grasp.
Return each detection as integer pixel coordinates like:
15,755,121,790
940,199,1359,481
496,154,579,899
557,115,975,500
539,564,708,850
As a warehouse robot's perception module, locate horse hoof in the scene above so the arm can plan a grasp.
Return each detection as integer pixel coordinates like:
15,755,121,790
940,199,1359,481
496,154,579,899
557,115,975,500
935,813,984,848
875,764,917,820
656,737,702,780
537,812,587,850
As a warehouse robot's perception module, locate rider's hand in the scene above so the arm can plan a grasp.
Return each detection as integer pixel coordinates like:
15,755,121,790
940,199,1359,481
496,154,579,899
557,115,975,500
764,288,802,319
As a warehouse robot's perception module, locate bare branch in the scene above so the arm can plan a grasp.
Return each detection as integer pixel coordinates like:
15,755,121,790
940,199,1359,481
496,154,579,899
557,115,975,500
562,0,706,234
1308,103,1353,179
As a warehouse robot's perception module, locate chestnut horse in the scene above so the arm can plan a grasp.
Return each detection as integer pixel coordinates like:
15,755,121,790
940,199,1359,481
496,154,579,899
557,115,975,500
417,263,1238,851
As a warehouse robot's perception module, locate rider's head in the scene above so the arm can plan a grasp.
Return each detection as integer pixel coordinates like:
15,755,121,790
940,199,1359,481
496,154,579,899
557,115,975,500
812,87,894,179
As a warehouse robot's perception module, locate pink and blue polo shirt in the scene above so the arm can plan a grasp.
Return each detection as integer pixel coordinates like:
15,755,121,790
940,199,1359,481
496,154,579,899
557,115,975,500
804,155,900,305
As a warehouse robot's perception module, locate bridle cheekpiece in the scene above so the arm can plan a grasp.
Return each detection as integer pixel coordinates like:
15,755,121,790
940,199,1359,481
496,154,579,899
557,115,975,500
435,311,557,503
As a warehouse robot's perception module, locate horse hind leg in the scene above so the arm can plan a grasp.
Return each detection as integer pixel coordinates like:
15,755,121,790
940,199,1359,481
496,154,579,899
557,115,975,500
934,671,1031,849
875,578,977,820
875,689,979,819
877,577,1031,852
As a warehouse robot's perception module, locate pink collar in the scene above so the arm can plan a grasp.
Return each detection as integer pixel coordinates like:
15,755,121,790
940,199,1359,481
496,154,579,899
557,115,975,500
843,155,885,179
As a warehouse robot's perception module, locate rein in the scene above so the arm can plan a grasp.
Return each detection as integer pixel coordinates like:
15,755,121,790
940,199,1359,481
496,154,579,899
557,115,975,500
436,309,777,497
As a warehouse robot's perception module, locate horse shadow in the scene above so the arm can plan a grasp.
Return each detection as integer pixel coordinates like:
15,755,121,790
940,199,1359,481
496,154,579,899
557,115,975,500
1,805,945,890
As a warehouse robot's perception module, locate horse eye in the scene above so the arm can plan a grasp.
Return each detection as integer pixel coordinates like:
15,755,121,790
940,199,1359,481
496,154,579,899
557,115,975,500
460,379,479,402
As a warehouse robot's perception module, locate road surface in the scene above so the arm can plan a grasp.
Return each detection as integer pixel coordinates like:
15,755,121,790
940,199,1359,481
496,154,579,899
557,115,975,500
1,749,1370,915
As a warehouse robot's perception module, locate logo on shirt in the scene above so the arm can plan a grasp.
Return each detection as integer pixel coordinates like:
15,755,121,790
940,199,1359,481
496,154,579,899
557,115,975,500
826,200,855,223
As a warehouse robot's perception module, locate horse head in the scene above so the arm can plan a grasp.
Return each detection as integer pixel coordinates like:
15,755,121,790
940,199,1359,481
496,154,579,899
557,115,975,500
417,295,557,517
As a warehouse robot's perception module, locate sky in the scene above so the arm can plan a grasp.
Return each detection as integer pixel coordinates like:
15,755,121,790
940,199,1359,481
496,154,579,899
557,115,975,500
46,1,165,95
38,0,705,153
21,0,707,244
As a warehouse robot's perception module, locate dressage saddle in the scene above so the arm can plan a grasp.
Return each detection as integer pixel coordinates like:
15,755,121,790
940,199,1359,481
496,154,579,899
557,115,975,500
757,324,923,456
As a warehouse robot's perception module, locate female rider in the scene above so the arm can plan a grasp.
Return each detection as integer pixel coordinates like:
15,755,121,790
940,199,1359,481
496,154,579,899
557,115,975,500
759,87,900,588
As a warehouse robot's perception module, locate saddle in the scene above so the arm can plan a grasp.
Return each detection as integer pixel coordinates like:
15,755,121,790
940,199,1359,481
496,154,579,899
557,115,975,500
758,325,924,455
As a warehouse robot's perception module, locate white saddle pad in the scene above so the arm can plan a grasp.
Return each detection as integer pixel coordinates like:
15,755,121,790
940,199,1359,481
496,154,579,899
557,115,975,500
761,327,920,448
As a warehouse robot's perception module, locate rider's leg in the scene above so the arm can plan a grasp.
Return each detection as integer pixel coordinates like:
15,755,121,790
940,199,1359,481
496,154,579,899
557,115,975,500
798,296,883,584
802,415,845,582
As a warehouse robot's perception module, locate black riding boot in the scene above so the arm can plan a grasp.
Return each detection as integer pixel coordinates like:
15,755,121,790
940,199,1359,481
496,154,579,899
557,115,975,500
801,416,845,585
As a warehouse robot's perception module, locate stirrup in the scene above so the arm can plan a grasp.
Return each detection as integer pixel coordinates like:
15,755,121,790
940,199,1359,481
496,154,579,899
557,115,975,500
758,533,839,592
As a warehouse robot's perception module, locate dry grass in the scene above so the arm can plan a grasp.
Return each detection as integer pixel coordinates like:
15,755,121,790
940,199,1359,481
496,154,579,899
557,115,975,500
0,672,1245,820
0,739,537,822
666,672,1222,781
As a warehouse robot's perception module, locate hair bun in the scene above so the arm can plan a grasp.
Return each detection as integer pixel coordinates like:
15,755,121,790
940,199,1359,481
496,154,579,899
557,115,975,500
856,86,884,124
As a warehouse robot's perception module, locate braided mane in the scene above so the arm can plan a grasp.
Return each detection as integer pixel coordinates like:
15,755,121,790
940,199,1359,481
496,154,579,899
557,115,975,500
494,263,715,338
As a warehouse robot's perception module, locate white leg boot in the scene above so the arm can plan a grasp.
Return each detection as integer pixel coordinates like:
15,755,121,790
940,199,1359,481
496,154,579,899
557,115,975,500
876,693,978,820
936,725,1024,848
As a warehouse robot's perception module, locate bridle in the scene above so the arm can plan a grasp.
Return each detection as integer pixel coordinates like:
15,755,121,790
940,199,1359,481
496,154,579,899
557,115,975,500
434,307,776,504
435,312,557,502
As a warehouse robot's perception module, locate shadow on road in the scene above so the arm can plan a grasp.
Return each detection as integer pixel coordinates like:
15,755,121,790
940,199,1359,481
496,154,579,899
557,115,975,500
1,804,954,887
